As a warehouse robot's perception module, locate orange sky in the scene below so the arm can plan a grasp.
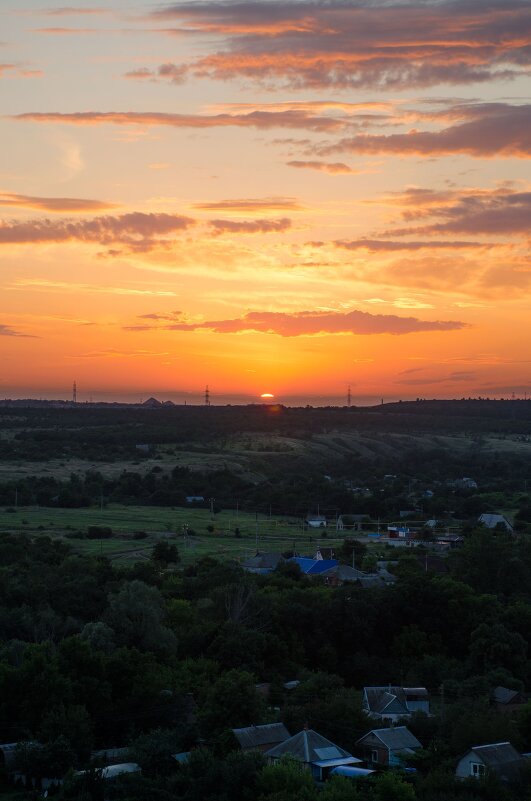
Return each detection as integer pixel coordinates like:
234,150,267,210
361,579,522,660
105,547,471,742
1,0,531,403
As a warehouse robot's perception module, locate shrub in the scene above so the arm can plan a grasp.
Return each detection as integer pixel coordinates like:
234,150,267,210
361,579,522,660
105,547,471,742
87,526,113,539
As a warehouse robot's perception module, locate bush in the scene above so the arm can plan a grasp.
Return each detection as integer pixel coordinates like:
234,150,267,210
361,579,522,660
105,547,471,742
86,526,113,539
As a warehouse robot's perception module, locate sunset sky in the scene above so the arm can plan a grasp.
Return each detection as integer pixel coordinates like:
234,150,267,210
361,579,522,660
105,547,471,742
1,0,530,404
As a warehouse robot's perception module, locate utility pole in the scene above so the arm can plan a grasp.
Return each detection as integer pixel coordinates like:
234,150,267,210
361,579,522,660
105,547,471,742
205,385,211,406
72,381,77,403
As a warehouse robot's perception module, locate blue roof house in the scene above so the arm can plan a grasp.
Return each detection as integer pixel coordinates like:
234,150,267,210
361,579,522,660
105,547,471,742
288,557,338,575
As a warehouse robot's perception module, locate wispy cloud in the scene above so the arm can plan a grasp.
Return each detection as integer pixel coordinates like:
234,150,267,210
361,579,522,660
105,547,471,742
320,103,531,159
0,191,117,212
14,108,346,133
286,160,357,174
147,1,531,90
193,197,301,212
13,279,177,297
125,63,188,84
131,308,468,337
383,186,531,235
0,323,36,337
0,211,194,250
209,217,292,235
396,370,477,385
334,238,495,252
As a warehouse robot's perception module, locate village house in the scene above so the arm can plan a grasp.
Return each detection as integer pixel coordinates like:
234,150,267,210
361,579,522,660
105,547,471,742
478,513,514,534
455,742,526,782
491,686,528,714
357,727,422,768
242,552,285,574
232,723,291,753
305,514,327,529
288,556,338,575
336,515,371,531
363,686,430,722
265,728,362,781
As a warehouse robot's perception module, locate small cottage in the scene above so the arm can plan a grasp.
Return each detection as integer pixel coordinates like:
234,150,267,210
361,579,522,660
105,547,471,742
455,742,525,782
232,723,290,753
265,728,362,781
357,727,422,767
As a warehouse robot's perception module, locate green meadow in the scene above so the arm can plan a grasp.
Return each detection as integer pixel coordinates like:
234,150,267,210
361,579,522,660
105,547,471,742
0,504,349,565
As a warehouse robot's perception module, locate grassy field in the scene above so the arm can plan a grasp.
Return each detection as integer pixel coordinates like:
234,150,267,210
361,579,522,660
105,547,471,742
0,504,352,565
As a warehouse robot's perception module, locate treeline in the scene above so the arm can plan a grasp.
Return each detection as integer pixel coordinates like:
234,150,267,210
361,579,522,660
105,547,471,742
1,465,530,526
1,400,531,462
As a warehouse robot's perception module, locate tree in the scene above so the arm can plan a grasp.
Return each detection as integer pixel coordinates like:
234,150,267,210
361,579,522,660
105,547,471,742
320,775,360,801
105,580,177,654
373,772,416,801
198,669,265,739
152,540,180,567
130,727,191,777
38,703,93,762
256,757,317,801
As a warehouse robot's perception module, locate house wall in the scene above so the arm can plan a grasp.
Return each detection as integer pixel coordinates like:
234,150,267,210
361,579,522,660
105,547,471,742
494,701,525,715
358,735,389,766
455,754,485,779
361,745,388,766
406,700,430,714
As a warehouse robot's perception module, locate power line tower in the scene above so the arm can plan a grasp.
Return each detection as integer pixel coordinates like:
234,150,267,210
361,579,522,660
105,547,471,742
347,384,351,408
72,381,77,403
205,385,211,406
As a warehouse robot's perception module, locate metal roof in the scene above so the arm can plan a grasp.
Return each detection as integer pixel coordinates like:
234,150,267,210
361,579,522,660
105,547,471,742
233,723,290,749
479,513,513,530
320,565,369,581
289,557,338,574
471,742,522,766
265,729,353,764
314,757,363,768
364,686,428,715
242,552,284,570
358,727,421,751
492,687,521,705
331,766,376,778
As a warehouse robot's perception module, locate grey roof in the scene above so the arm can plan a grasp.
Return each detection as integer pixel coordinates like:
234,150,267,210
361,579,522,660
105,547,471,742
492,687,522,705
265,729,353,764
364,686,428,714
321,565,369,582
471,742,523,767
358,576,388,589
479,513,513,531
359,727,421,751
232,723,290,750
242,552,284,570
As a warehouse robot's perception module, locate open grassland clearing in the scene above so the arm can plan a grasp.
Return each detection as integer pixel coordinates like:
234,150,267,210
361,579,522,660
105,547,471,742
0,503,347,565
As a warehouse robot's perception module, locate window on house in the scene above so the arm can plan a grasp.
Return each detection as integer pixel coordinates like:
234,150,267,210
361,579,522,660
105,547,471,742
371,750,379,763
471,762,485,777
